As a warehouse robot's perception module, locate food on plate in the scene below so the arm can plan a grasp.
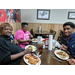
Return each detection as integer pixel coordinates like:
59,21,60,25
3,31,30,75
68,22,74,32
56,50,69,58
32,46,35,50
28,58,35,64
25,55,31,59
36,58,39,62
26,46,35,51
32,38,37,41
27,46,32,49
25,54,39,65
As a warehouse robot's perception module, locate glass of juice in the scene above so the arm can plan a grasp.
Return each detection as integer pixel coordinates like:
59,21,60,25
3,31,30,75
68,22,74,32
38,42,44,53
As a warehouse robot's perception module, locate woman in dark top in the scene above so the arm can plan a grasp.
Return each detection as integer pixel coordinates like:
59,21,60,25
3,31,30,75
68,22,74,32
0,23,32,65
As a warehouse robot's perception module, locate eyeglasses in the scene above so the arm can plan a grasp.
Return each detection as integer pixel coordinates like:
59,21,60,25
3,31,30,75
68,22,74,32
24,27,28,28
23,26,28,28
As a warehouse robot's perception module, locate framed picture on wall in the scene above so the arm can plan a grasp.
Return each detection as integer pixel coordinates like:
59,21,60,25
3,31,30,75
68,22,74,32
37,9,50,20
68,12,75,19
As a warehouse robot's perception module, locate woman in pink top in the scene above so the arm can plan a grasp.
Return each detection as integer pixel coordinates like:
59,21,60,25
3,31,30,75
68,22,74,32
15,22,33,49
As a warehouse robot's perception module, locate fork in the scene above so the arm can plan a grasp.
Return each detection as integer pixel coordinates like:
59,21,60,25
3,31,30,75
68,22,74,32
35,51,41,57
52,56,62,63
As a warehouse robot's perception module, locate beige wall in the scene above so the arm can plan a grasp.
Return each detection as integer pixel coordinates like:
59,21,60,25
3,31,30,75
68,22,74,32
28,23,63,40
21,9,75,24
0,22,63,40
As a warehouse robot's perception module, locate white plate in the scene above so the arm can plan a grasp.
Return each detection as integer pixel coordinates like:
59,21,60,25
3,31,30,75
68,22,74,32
23,54,41,65
54,50,69,60
25,45,36,52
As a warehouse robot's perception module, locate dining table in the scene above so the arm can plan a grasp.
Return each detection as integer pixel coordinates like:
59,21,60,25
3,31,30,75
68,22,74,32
20,42,73,65
34,30,50,35
33,30,50,38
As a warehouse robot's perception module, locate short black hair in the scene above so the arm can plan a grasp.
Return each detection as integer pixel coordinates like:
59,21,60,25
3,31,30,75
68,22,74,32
21,22,28,27
63,22,75,28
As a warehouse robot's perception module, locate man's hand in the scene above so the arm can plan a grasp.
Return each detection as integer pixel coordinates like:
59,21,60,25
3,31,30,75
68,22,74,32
60,44,68,50
67,59,75,65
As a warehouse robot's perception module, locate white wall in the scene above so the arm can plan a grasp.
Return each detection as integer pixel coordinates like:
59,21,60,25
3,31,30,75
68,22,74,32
21,9,75,24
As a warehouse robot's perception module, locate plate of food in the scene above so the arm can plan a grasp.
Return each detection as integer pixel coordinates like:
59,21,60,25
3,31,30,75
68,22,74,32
54,50,69,60
23,54,41,65
32,38,37,42
32,38,45,42
25,45,36,52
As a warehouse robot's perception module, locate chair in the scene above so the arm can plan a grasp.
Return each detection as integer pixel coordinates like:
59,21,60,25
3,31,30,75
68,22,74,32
59,30,66,39
30,29,36,38
59,30,63,37
42,29,56,39
57,36,67,46
30,29,33,35
50,29,56,39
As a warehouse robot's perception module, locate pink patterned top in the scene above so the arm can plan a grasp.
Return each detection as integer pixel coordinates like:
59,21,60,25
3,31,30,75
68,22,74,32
15,29,31,49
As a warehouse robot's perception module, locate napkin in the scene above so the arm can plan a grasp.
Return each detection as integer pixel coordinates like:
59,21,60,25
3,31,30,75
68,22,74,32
48,35,53,50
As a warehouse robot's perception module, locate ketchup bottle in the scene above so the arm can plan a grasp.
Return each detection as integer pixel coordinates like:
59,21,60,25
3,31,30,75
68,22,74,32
45,38,49,48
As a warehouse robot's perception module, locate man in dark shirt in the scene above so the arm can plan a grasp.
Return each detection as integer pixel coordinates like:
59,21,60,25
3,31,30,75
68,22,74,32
60,22,75,64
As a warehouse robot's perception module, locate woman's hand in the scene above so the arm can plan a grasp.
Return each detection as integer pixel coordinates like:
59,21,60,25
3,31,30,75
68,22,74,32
27,39,32,42
23,49,32,54
11,40,19,44
11,49,32,60
28,34,33,38
13,40,19,44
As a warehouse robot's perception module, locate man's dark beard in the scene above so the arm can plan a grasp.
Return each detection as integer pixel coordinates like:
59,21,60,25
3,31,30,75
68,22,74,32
63,33,71,38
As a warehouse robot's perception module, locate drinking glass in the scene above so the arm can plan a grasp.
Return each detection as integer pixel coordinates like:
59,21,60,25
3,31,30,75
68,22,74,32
38,42,44,53
52,40,56,50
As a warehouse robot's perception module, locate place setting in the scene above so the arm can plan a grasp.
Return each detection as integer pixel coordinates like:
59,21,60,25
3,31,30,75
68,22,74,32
32,36,45,43
23,53,41,65
23,44,42,65
25,45,37,52
54,49,69,60
47,35,69,63
23,36,46,65
50,44,70,63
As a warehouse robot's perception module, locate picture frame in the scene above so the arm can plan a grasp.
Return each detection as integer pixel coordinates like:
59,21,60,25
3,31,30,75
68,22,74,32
37,9,50,20
68,12,75,19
